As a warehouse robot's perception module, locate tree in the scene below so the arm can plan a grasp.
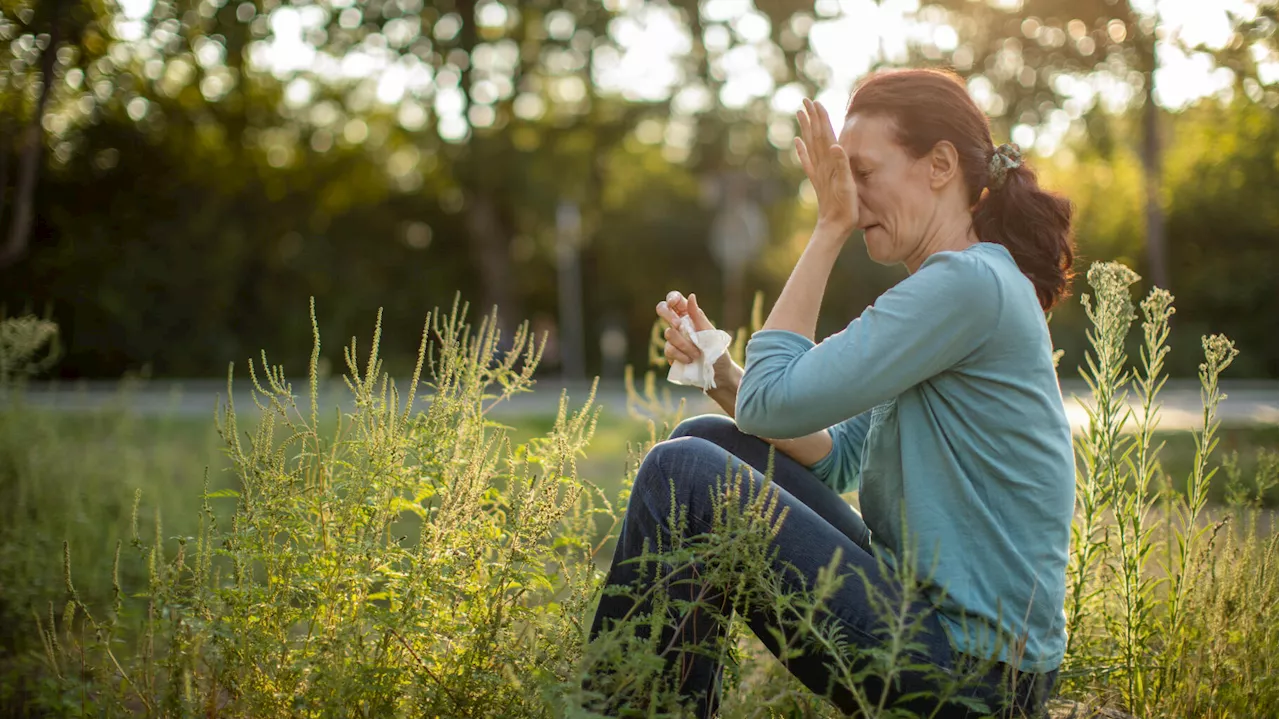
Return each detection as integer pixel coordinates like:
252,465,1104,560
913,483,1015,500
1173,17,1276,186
918,0,1278,292
0,0,101,268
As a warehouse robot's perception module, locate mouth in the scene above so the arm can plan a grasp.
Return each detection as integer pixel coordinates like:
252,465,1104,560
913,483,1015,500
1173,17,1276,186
861,223,882,233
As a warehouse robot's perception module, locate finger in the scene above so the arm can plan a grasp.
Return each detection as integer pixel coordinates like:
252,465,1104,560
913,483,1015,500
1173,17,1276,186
663,326,698,356
688,293,714,332
664,341,695,365
656,300,683,328
664,291,689,318
831,145,857,197
814,100,835,146
827,143,849,176
795,137,814,178
796,106,812,157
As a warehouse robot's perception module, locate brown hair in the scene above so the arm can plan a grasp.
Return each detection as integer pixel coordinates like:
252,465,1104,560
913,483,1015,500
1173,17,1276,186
845,68,1075,310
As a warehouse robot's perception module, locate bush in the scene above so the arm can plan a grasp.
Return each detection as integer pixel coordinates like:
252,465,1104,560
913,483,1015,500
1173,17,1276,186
18,297,611,716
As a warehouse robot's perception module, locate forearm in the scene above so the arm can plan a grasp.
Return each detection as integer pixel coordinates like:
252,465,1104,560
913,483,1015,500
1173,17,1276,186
761,224,847,340
765,428,834,468
705,355,835,467
705,354,744,419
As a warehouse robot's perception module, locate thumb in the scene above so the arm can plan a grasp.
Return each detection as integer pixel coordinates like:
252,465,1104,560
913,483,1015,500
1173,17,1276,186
688,294,715,332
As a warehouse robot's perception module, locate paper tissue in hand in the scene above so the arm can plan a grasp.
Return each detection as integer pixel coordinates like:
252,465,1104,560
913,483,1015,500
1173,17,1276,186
667,314,733,390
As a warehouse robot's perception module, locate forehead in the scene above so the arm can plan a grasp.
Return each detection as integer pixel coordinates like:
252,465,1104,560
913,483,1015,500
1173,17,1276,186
837,113,901,164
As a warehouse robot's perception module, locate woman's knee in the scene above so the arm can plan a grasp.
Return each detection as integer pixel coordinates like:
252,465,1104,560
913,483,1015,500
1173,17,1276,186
633,436,724,503
669,413,738,442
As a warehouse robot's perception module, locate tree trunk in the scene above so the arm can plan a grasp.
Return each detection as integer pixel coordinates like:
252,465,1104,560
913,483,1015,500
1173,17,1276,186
464,192,517,341
0,122,12,231
1141,36,1169,291
0,0,62,269
455,0,517,343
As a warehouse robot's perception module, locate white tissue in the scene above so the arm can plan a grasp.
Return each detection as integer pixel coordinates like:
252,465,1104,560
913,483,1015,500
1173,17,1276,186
666,314,732,390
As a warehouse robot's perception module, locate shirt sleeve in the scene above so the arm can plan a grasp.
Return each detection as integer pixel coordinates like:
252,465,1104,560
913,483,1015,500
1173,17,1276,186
735,250,1002,440
805,410,873,494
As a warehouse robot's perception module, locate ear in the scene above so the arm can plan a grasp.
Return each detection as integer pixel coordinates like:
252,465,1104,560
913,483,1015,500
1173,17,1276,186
927,140,961,190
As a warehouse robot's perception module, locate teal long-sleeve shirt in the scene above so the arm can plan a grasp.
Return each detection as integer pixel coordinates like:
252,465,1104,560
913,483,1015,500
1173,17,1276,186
735,241,1074,673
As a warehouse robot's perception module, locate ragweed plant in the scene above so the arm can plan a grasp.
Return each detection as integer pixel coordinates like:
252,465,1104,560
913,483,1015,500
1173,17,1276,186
14,263,1279,719
34,295,614,717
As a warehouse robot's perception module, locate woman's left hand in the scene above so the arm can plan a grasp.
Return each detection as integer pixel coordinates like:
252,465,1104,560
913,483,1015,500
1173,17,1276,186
795,98,858,237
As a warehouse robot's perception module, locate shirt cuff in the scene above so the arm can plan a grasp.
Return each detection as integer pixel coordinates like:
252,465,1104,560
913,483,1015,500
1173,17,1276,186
744,328,816,360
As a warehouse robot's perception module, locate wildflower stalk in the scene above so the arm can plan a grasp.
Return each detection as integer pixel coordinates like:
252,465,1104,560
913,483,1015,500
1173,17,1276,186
1158,334,1238,697
1108,287,1173,714
1064,263,1139,664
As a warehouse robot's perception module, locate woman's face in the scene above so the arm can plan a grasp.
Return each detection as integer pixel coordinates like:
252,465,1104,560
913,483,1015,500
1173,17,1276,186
837,113,937,266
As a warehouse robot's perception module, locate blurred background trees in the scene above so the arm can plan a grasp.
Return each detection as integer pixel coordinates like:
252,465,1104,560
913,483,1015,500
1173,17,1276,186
0,0,1275,379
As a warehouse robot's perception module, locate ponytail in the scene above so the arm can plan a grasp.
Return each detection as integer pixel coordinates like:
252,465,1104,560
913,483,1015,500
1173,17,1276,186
973,162,1075,311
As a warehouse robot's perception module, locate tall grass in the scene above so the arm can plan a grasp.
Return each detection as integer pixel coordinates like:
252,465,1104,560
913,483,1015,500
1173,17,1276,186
0,262,1275,718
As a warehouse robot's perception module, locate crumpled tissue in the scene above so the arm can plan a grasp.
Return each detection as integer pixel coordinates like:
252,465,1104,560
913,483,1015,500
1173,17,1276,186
666,314,733,390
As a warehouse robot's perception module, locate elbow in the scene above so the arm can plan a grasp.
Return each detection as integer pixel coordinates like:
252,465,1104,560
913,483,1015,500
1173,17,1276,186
734,387,798,439
734,408,770,438
733,383,770,437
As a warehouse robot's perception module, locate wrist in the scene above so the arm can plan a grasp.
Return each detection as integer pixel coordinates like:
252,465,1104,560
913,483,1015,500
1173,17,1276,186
705,385,737,418
813,219,853,244
704,354,742,414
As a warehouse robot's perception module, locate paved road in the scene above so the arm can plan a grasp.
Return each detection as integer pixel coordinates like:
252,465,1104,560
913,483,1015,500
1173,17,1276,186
8,377,1276,432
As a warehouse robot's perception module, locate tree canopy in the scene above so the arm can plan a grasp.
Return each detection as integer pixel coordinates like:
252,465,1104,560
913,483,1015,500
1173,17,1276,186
1,0,1276,378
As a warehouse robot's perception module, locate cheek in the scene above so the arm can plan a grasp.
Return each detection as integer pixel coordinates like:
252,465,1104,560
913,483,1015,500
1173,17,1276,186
881,184,927,226
858,185,880,215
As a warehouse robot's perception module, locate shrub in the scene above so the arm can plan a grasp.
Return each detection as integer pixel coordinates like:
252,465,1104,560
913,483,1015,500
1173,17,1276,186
24,297,611,716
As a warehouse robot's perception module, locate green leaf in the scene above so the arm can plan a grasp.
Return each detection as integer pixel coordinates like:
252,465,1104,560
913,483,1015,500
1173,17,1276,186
204,489,241,499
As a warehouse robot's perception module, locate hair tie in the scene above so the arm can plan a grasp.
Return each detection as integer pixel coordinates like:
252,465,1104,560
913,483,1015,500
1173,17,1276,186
987,143,1023,191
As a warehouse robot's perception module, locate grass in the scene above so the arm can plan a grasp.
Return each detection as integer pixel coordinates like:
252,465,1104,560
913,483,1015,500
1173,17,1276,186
0,271,1276,718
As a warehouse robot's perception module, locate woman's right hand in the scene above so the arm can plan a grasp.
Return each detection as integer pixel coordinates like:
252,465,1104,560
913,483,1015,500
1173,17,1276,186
656,292,743,415
655,290,716,366
796,98,859,236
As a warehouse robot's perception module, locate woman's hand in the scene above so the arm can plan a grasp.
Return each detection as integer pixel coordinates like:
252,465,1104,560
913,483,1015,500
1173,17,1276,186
656,291,743,412
656,290,715,365
795,98,858,236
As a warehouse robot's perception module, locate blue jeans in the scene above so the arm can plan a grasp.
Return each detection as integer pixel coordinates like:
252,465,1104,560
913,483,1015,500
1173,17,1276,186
586,414,1057,718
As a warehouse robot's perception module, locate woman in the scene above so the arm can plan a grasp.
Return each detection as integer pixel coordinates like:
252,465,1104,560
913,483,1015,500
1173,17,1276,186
586,68,1075,718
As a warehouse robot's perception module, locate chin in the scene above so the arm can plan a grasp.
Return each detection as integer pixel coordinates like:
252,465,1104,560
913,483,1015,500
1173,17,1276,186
864,237,899,266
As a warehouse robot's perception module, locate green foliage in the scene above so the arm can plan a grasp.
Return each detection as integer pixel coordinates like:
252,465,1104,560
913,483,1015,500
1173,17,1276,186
0,312,61,387
2,262,1278,717
15,295,615,716
0,394,226,712
4,0,1277,381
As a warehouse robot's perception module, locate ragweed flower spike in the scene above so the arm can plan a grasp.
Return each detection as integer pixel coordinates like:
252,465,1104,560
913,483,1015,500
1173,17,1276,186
987,142,1023,191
